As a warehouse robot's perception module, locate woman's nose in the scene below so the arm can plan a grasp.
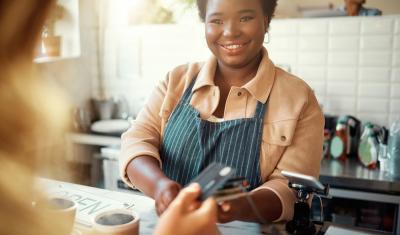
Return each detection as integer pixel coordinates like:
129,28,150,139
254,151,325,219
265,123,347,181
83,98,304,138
223,22,240,38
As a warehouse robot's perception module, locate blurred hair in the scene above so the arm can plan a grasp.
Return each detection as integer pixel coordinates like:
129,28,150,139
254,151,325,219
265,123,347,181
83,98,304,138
0,0,72,234
196,0,278,26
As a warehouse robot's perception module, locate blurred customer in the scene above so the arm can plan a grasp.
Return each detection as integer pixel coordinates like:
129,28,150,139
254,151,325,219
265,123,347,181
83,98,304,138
154,183,219,235
0,0,72,234
342,0,382,16
0,0,218,234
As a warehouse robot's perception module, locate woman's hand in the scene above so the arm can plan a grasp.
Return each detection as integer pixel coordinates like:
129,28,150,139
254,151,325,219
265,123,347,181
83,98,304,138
217,189,282,223
154,183,219,235
217,196,249,223
154,178,182,215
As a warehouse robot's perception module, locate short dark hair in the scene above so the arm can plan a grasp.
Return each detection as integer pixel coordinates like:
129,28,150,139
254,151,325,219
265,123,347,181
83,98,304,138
196,0,278,25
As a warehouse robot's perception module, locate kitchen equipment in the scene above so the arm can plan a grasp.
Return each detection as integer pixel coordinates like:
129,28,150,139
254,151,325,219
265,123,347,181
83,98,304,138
93,98,115,120
323,115,337,158
346,116,361,157
324,115,338,132
358,123,379,169
323,129,332,158
388,118,400,178
113,96,130,119
330,117,348,161
330,115,361,161
283,171,329,235
91,119,130,136
378,127,389,172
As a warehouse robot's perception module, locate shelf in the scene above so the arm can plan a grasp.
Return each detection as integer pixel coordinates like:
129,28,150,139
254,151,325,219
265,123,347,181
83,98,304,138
34,0,80,63
34,55,80,63
67,133,121,146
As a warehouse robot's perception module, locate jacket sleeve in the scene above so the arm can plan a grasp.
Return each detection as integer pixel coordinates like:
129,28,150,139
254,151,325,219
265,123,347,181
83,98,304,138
254,88,324,222
119,76,169,188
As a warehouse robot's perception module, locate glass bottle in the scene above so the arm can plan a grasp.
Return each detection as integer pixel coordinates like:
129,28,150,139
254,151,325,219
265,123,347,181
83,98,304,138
358,123,379,169
388,118,400,178
330,118,348,161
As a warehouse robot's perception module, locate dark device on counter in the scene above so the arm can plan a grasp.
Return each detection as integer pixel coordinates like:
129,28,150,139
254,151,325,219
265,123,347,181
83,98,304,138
282,171,329,235
190,162,249,201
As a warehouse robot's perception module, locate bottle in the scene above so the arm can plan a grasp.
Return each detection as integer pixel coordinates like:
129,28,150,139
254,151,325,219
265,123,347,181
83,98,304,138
346,116,361,158
323,129,332,158
378,127,389,172
388,118,400,178
358,123,379,169
330,117,348,161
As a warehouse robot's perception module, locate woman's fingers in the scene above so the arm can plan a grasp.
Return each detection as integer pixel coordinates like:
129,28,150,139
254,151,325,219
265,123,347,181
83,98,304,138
217,201,234,223
156,200,167,215
219,201,231,212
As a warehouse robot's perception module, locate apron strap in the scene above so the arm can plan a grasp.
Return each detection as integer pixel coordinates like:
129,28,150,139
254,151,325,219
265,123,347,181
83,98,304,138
255,99,268,119
182,77,198,104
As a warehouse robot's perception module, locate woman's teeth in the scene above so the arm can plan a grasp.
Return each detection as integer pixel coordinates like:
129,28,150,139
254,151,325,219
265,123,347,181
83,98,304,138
224,44,242,49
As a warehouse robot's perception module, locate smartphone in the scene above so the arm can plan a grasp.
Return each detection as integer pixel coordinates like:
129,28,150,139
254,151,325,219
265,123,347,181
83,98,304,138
281,170,325,191
190,162,236,201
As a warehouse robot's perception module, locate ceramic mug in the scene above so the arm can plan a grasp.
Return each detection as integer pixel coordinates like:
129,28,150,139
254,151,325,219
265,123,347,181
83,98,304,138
92,209,140,235
33,197,77,235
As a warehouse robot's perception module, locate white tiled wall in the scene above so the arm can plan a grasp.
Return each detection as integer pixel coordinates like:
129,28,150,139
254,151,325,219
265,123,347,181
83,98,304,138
103,15,400,127
267,15,400,127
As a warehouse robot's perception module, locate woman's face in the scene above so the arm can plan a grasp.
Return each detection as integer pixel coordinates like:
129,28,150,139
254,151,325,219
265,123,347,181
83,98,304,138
204,0,267,68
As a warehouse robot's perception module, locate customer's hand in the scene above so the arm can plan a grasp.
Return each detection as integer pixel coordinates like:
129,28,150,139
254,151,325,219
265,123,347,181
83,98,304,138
154,178,182,215
154,183,219,235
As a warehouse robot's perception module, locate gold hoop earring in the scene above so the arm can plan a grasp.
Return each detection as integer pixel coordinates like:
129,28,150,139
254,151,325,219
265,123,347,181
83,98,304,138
263,32,270,45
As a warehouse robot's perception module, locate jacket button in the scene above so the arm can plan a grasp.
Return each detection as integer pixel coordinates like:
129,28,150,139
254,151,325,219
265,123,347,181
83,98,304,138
237,91,242,96
281,136,286,141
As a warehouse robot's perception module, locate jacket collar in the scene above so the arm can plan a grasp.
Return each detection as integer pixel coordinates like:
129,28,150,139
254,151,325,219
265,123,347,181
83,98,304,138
192,47,275,104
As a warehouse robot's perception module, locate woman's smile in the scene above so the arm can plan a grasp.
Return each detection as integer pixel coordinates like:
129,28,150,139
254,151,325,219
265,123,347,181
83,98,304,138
218,41,250,56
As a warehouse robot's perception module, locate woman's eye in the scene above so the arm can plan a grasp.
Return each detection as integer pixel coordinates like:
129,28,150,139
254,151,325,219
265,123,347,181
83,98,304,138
240,16,253,22
210,19,223,24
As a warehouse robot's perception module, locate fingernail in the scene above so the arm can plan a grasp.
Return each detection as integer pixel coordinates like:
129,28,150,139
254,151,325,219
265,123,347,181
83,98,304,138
188,183,200,190
221,203,230,212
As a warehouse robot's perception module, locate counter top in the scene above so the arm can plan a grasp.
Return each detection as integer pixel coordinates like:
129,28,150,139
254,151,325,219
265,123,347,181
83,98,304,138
38,178,275,235
319,158,400,194
39,179,384,235
66,133,400,194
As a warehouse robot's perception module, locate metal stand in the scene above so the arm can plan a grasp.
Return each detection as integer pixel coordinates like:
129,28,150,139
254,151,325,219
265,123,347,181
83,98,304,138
286,183,329,235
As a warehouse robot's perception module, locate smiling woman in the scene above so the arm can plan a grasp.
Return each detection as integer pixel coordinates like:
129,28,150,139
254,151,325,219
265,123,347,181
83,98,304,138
120,0,324,225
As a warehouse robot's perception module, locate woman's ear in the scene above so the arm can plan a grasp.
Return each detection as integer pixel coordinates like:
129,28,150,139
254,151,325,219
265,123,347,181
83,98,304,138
264,16,269,33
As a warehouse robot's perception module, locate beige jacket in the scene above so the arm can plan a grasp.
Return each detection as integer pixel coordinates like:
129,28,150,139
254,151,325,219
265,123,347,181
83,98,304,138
120,48,324,221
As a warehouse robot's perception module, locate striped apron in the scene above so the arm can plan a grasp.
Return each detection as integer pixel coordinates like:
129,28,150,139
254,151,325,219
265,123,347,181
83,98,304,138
160,77,267,190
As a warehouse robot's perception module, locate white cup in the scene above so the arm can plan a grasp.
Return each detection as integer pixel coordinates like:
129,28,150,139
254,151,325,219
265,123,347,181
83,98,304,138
92,209,140,235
